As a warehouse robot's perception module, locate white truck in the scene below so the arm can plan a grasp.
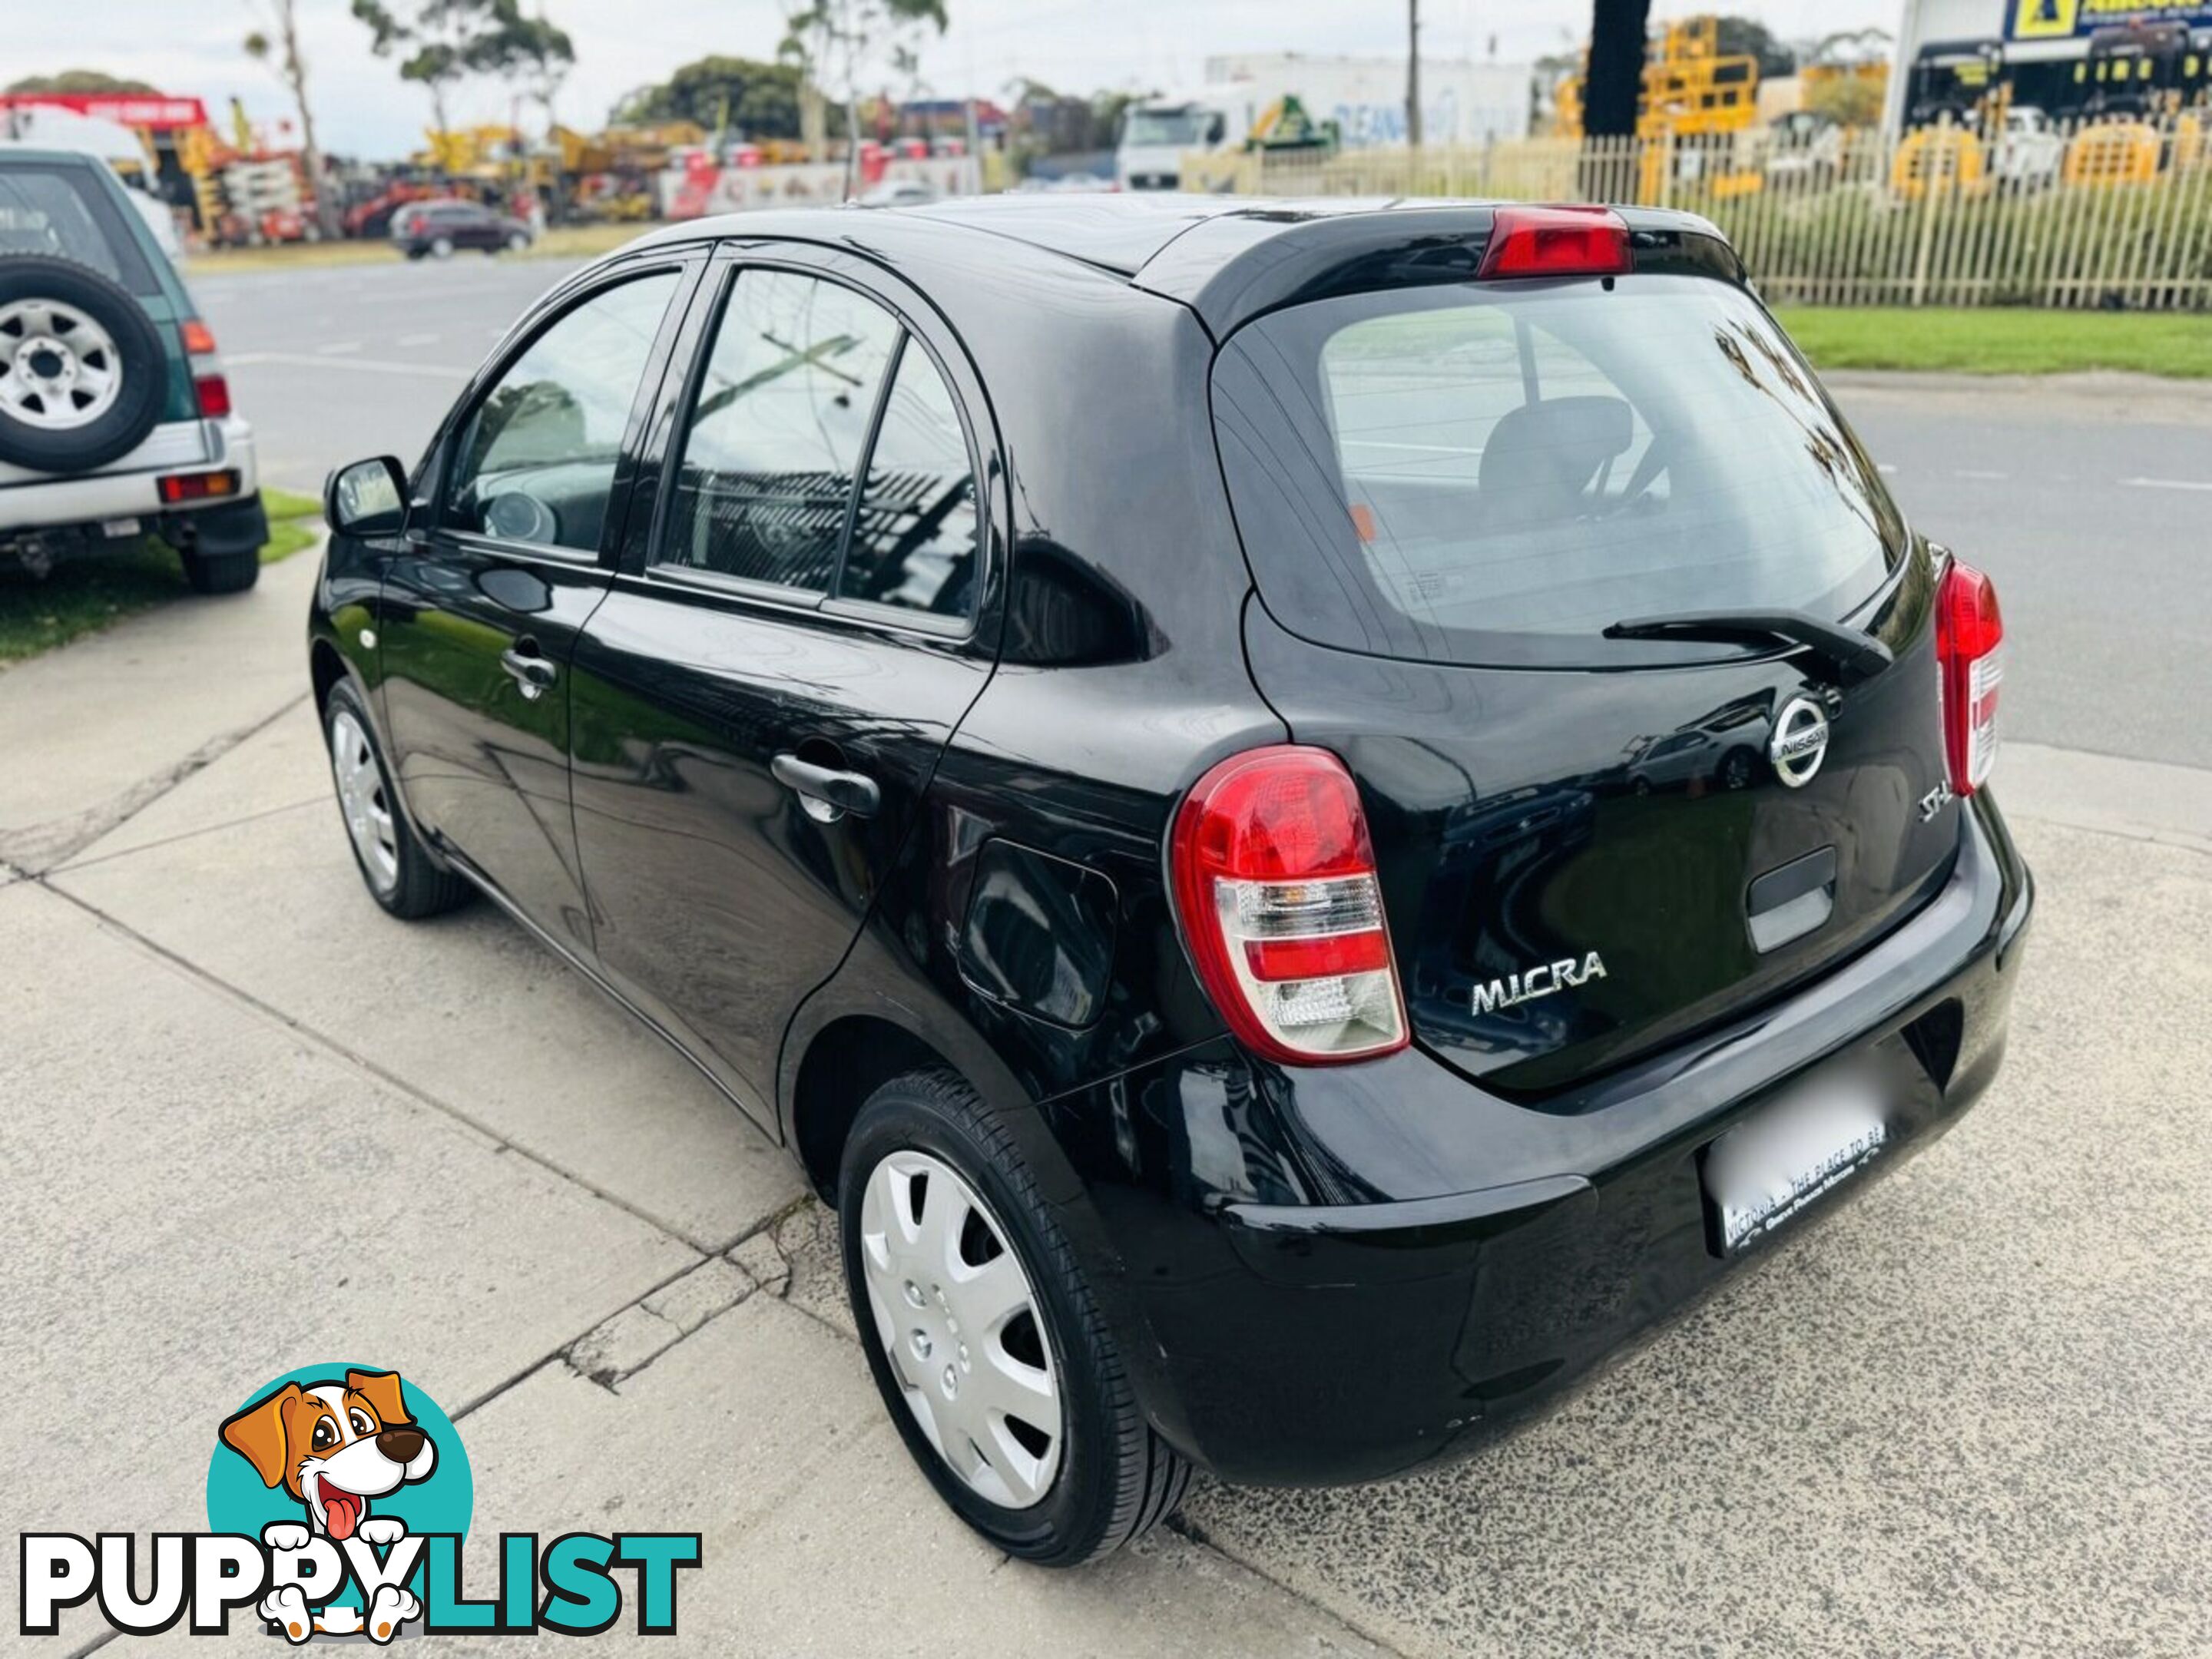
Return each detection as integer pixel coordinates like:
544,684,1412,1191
1115,53,1533,191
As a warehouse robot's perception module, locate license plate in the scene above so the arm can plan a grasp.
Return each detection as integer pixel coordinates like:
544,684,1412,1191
99,517,141,538
1704,1062,1889,1253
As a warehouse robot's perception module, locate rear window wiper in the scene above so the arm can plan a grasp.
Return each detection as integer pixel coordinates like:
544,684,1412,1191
1602,608,1893,682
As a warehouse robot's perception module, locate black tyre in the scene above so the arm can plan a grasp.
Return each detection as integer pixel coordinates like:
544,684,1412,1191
182,547,260,594
0,254,167,472
839,1071,1190,1566
323,680,470,920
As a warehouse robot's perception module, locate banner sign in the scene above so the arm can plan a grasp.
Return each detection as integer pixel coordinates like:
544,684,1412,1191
0,93,208,130
2008,0,2212,40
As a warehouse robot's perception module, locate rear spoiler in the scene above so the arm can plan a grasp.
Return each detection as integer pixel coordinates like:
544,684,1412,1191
1132,202,1749,338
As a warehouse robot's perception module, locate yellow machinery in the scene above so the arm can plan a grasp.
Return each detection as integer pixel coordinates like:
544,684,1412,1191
178,108,320,245
1635,18,1760,139
1246,94,1339,159
1553,17,1764,201
2058,25,2210,185
1892,123,1992,200
1554,18,1760,140
2063,120,2161,184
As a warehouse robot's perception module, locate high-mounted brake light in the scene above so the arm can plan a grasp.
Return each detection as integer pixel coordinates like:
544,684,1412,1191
1170,746,1409,1065
1936,558,2004,796
1477,204,1632,281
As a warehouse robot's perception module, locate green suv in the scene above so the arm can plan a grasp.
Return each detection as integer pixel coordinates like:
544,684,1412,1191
0,146,267,591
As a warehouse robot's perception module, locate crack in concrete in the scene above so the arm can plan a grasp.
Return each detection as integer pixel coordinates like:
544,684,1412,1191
0,690,310,873
48,794,328,876
560,1239,793,1394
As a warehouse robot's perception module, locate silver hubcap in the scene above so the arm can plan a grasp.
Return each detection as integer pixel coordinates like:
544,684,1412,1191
0,298,122,431
329,709,400,894
859,1149,1062,1509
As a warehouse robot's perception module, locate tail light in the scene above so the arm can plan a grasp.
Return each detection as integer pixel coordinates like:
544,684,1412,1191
1478,204,1632,280
180,319,230,418
1936,558,2004,795
1170,746,1408,1065
157,469,240,504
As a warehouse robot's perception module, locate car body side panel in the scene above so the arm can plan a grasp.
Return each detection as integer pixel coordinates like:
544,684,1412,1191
567,243,1010,1124
773,262,1286,1149
767,263,1300,1453
373,250,705,952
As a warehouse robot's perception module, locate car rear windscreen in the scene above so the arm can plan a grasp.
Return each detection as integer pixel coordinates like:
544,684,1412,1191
0,164,159,297
1210,273,1906,667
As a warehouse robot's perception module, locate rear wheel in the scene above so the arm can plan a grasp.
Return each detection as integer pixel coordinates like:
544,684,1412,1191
429,236,455,260
839,1071,1189,1566
323,680,469,920
505,231,530,253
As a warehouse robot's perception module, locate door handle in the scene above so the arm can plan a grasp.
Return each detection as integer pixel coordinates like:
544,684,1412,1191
772,753,879,823
499,644,558,700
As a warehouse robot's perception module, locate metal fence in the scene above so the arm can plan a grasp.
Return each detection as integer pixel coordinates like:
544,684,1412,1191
1186,114,2212,310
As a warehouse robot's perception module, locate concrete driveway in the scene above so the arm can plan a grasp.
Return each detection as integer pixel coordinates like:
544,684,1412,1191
2,547,2207,1657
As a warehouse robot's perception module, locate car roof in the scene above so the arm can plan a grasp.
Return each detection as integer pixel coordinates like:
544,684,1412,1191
621,195,1736,338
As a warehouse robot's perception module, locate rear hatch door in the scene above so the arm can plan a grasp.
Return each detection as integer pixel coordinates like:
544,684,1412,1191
1213,269,1959,1094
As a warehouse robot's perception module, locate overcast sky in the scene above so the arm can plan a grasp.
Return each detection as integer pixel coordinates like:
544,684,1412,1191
22,0,1902,159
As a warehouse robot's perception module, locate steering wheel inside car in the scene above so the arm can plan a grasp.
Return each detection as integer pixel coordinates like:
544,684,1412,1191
482,489,558,545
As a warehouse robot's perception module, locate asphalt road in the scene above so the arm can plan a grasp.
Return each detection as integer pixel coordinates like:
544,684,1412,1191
197,252,2212,773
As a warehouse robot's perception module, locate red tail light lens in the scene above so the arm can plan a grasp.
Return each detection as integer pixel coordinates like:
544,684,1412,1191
180,318,218,355
194,374,232,419
157,469,240,504
1477,204,1632,280
1170,746,1409,1065
1936,558,2004,795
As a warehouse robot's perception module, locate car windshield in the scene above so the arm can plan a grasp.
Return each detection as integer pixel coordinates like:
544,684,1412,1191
1125,108,1214,147
1210,273,1906,667
0,164,159,296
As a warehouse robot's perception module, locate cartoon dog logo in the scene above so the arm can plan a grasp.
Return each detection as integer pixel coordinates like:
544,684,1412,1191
219,1368,435,1641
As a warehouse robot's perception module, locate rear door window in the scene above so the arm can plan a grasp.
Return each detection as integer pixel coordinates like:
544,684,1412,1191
657,265,982,623
1210,274,1905,667
836,336,982,621
0,164,158,296
658,267,901,593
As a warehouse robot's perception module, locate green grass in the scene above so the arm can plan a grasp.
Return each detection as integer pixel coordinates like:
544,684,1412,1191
1773,306,2212,378
0,488,321,668
259,487,322,565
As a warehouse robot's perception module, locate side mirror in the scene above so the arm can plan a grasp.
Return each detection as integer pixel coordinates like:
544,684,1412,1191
325,455,409,537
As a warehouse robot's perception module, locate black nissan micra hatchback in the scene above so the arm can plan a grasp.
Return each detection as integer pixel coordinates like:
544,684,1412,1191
311,197,2032,1565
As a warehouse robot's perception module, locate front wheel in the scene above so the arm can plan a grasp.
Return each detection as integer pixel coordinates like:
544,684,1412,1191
429,236,455,260
839,1071,1189,1565
505,231,530,252
323,681,470,920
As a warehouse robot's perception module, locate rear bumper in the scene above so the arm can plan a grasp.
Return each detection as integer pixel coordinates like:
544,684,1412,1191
1084,795,2032,1486
0,415,260,535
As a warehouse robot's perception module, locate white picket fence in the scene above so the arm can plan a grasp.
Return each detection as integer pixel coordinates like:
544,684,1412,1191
1188,114,2212,310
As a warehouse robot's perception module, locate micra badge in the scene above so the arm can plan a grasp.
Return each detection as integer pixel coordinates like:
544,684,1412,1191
1472,952,1607,1015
